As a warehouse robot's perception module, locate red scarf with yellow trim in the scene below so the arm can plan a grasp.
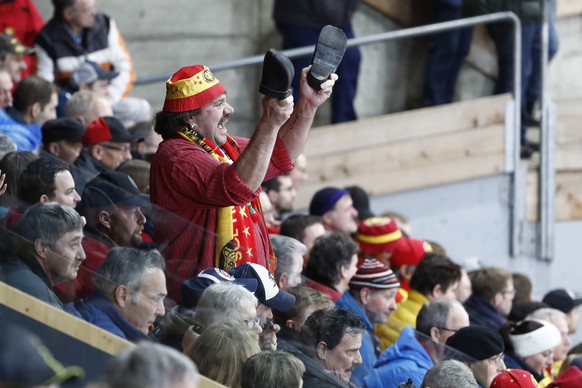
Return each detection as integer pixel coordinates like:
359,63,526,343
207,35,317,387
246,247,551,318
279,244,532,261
177,125,275,271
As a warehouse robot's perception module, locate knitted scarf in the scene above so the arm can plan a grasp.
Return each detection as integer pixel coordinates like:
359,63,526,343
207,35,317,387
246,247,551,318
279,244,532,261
177,125,274,271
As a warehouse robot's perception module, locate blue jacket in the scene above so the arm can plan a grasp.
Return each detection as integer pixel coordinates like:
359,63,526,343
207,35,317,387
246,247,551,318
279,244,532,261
364,326,433,388
0,107,41,152
336,291,379,387
73,293,147,342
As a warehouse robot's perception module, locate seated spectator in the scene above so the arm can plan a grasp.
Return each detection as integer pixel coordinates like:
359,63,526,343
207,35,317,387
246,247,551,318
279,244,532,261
40,117,85,165
365,298,470,388
117,159,150,194
128,121,162,162
0,150,37,219
72,116,139,192
298,308,365,387
274,285,334,353
465,267,515,331
18,158,81,209
543,288,582,334
230,262,297,351
0,323,84,387
455,268,472,303
513,273,533,303
376,253,462,350
153,267,258,351
303,232,358,302
185,320,260,388
490,369,540,388
527,308,572,384
61,170,148,302
501,319,561,382
0,69,13,110
188,282,271,351
280,213,326,254
262,175,296,221
336,258,400,387
102,341,199,388
0,33,30,84
73,247,167,341
71,61,118,98
346,185,374,222
309,187,359,234
446,325,506,387
0,202,85,308
270,234,306,290
388,236,433,293
65,89,113,126
0,75,57,151
420,360,478,388
241,351,305,388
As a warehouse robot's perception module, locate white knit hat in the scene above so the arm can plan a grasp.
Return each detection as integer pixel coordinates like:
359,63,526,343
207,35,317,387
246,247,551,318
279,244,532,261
509,319,561,358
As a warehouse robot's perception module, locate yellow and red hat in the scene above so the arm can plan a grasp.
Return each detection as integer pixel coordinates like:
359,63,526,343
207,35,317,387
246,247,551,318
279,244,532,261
163,65,226,113
356,217,402,256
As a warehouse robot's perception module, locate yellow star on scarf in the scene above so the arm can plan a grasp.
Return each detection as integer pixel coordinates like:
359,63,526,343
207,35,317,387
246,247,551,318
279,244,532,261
247,247,253,257
239,206,248,218
243,226,250,237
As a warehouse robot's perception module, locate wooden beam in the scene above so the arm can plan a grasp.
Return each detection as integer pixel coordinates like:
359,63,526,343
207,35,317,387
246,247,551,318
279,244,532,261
304,94,509,157
297,124,505,208
0,282,130,355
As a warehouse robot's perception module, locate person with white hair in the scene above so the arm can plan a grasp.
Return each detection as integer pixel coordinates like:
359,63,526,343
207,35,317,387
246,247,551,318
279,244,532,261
103,341,199,388
421,360,478,388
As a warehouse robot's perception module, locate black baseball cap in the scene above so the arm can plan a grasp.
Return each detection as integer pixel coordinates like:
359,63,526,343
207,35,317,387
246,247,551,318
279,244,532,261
42,117,85,143
80,170,150,209
543,289,582,314
0,33,34,56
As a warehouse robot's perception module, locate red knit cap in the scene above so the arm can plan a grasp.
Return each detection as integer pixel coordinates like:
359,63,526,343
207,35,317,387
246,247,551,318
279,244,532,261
547,366,582,388
389,237,432,267
349,258,400,290
490,369,539,388
356,217,402,255
163,65,227,112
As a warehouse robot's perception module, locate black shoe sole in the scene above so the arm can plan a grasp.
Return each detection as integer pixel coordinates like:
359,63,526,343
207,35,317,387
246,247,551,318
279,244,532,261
307,25,347,90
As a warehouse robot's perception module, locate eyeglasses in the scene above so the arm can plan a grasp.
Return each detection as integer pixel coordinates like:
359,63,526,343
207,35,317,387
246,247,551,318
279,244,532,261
436,327,458,333
243,316,261,328
100,144,131,153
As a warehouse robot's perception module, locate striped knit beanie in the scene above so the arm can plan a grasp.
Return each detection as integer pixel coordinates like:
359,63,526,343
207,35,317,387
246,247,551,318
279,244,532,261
349,258,400,290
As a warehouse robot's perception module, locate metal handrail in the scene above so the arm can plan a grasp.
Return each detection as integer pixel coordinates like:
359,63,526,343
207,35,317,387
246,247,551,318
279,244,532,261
136,12,524,258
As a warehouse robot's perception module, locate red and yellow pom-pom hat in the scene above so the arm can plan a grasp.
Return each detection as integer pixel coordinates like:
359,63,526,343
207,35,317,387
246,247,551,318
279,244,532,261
163,65,226,112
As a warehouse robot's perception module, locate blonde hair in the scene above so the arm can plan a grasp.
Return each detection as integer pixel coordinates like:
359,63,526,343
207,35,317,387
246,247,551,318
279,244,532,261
241,351,305,388
185,321,260,388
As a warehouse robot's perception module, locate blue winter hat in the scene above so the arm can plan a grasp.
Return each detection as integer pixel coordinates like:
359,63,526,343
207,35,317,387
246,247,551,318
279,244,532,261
309,187,348,216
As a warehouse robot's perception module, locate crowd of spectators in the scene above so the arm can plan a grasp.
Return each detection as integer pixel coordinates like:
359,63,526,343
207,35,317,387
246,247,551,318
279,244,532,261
0,1,576,388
